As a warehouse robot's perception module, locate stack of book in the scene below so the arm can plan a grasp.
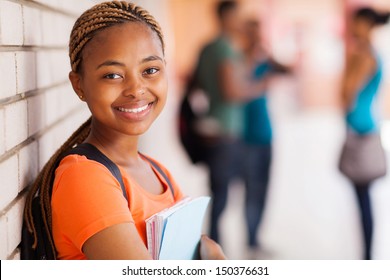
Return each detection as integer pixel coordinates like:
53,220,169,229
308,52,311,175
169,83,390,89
146,196,210,260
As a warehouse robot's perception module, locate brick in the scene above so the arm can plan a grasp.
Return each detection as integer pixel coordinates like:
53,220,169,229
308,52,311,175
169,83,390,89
57,0,93,15
4,100,28,151
58,84,81,118
0,1,23,45
0,214,7,259
45,84,80,124
36,51,53,89
33,0,60,9
0,52,17,99
58,108,90,143
18,141,39,192
23,6,42,46
38,129,58,170
27,94,46,136
15,51,37,94
55,16,74,46
36,50,70,89
0,109,5,156
40,11,70,47
50,50,71,84
6,198,25,256
0,155,19,211
44,88,61,127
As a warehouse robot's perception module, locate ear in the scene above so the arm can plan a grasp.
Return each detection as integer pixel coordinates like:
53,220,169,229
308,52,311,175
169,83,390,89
69,71,85,101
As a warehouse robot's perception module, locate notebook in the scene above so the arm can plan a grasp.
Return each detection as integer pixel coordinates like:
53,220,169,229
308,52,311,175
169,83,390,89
145,196,211,260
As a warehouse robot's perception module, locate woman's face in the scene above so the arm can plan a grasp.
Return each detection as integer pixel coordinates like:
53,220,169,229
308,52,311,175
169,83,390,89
351,17,372,41
70,22,167,138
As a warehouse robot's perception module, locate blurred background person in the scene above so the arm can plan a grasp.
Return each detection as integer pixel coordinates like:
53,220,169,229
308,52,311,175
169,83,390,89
341,6,390,260
240,18,291,258
189,0,267,244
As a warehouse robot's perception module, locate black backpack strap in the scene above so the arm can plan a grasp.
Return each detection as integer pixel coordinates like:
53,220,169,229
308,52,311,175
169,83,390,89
21,143,128,260
140,153,175,197
64,143,127,201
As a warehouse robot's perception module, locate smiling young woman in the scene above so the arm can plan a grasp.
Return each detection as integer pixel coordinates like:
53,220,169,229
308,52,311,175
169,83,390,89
70,22,168,142
23,1,226,260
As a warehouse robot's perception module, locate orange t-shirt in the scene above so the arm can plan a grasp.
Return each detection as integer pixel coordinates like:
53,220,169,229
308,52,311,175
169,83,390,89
51,154,184,260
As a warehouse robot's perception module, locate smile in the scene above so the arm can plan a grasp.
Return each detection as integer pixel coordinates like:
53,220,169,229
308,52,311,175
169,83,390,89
116,103,151,113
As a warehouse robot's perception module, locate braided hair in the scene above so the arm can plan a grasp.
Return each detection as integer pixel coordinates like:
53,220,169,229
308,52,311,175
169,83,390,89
354,7,390,26
23,1,165,258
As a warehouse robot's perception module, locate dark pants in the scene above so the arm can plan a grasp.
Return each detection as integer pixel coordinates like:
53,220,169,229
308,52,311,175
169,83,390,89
206,138,244,243
354,183,373,260
243,144,272,248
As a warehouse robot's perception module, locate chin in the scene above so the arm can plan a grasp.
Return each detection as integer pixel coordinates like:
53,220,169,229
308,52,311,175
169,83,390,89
126,124,154,136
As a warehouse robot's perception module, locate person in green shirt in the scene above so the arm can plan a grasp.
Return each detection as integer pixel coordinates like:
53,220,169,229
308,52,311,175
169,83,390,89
192,0,267,244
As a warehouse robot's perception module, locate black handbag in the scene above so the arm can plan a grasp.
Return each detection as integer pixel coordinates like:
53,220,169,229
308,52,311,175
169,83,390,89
339,131,387,185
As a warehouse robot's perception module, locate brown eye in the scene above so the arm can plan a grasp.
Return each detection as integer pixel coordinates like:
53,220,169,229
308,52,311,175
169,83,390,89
144,68,159,75
104,73,122,79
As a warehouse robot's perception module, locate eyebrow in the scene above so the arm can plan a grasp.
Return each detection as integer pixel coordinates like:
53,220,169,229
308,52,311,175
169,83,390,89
96,60,125,70
141,55,163,63
96,56,163,70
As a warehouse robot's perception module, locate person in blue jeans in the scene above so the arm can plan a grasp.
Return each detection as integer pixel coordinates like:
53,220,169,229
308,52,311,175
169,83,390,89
192,1,268,244
243,67,272,253
342,7,389,260
241,19,290,255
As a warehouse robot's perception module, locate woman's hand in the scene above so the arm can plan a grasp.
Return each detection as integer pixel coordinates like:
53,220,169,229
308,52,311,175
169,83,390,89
199,235,227,260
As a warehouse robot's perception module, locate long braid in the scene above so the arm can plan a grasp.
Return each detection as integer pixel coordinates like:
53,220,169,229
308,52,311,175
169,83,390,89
23,117,91,255
23,1,165,258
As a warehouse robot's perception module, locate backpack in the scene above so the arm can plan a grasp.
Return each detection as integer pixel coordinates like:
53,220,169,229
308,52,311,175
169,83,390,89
178,77,215,164
21,143,174,260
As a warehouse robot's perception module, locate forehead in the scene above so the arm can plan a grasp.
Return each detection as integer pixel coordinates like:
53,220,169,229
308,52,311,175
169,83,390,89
81,21,163,62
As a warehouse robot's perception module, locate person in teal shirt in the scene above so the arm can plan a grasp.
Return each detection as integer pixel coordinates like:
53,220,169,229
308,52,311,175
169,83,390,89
242,61,273,254
241,19,290,256
342,7,389,260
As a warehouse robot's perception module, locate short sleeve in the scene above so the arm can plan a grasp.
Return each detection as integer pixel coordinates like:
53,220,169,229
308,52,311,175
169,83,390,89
216,37,240,62
52,156,133,251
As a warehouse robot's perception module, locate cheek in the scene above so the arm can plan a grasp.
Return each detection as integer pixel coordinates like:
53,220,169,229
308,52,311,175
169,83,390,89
155,77,168,104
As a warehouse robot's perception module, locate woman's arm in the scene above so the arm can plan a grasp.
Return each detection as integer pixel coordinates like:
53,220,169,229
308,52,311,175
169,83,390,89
219,59,268,103
83,223,152,260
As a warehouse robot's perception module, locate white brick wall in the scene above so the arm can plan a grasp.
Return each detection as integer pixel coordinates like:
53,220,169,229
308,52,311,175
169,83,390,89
0,52,16,99
0,155,19,211
0,214,7,260
22,6,43,46
0,109,5,154
15,51,37,94
18,142,39,192
4,100,28,150
0,0,95,259
27,94,46,136
0,1,23,45
6,197,25,256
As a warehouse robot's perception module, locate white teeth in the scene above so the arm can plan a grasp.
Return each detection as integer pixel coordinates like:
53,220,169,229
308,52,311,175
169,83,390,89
117,104,149,113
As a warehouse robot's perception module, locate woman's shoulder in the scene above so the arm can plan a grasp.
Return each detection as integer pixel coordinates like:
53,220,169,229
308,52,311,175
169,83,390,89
54,154,118,191
56,154,113,176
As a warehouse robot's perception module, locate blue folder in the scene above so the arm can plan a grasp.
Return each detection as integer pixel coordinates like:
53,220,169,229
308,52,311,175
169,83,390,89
157,196,210,260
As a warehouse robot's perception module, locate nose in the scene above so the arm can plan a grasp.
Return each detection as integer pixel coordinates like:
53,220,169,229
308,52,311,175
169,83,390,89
122,77,146,98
